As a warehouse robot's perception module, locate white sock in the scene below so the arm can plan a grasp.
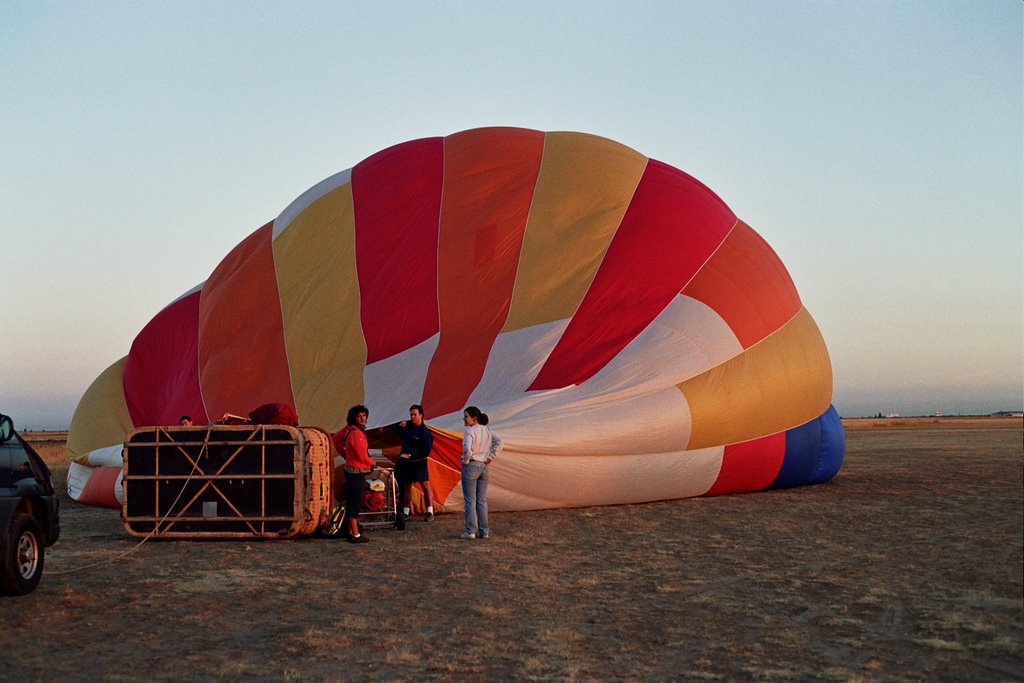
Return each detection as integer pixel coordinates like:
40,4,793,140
427,506,434,514
403,507,410,516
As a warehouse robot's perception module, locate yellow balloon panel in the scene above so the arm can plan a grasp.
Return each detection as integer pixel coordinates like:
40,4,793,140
273,182,366,433
66,357,133,464
678,307,833,450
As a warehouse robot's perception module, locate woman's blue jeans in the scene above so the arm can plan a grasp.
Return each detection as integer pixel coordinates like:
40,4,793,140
461,461,489,535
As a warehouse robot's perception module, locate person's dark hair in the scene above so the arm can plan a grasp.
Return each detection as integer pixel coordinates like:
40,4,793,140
179,415,191,423
346,404,369,427
464,406,489,426
409,404,424,415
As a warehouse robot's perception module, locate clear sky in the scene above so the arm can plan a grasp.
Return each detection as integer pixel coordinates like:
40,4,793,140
2,1,1021,429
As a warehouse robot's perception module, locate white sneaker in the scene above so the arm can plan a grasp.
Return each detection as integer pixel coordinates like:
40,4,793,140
479,531,490,539
459,531,476,539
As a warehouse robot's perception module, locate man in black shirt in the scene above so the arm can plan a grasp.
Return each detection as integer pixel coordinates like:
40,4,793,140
393,404,435,528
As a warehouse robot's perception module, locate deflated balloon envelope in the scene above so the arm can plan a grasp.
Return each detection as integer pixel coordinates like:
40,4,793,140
67,127,844,510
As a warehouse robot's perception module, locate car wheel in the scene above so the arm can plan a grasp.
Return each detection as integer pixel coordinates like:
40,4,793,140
1,514,45,595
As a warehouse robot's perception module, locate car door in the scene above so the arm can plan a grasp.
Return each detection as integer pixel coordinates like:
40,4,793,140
0,439,14,494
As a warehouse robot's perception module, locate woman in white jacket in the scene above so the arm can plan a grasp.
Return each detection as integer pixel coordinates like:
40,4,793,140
460,406,502,539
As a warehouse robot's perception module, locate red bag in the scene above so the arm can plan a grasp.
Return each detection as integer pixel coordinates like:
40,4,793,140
248,402,299,426
364,491,385,512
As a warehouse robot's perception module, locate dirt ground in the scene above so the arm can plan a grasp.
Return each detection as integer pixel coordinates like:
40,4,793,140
3,418,1022,681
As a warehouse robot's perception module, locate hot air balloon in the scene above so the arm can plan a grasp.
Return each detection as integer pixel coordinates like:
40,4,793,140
66,127,844,512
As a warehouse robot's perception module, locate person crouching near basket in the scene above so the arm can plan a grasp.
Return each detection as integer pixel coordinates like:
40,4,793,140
333,404,374,544
460,406,502,540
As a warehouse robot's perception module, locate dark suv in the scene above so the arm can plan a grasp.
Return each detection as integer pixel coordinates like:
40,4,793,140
0,413,60,595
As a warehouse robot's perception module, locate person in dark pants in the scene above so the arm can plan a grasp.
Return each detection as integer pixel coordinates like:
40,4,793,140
393,404,435,529
332,404,374,544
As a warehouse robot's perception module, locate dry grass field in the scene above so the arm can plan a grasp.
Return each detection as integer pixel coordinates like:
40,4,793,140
4,418,1022,681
